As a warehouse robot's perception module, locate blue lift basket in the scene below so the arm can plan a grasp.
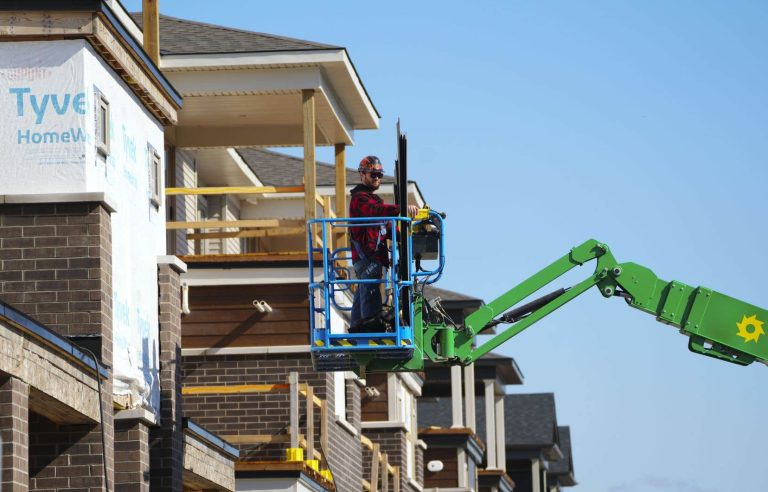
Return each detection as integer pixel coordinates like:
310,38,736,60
307,213,444,372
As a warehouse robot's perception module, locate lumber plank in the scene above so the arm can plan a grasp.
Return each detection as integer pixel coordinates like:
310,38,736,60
167,219,303,230
165,185,304,196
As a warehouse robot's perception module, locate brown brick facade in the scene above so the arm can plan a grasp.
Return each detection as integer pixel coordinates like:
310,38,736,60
0,202,115,491
0,376,29,491
363,429,423,492
181,353,363,492
150,263,185,491
115,417,151,492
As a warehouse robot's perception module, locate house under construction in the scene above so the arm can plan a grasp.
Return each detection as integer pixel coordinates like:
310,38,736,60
0,1,577,491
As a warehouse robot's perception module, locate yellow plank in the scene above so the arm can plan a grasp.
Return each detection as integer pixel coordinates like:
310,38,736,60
166,219,304,230
219,434,292,444
299,388,324,408
186,227,305,240
165,185,304,196
360,435,374,449
182,383,308,395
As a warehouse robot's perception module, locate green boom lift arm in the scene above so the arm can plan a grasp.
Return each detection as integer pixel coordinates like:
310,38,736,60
423,239,768,367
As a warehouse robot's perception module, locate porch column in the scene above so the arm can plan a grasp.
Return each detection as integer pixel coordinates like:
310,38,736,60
483,380,496,469
463,364,476,432
450,365,463,428
532,459,541,492
335,143,348,249
303,89,317,247
0,376,28,491
495,395,506,469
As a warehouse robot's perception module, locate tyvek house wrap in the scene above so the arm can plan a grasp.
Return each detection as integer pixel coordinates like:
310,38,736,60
0,40,165,414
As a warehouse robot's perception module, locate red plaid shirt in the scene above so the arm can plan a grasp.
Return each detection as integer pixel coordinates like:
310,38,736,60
349,184,399,265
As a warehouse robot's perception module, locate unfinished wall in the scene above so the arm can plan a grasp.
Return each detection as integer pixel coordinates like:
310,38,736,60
181,284,310,348
181,353,363,492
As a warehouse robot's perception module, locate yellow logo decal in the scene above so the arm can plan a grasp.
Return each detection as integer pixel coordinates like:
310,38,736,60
736,315,765,343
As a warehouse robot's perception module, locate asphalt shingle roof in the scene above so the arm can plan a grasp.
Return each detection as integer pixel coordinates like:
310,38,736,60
236,148,395,187
129,14,340,55
549,426,574,475
422,285,483,304
502,393,559,447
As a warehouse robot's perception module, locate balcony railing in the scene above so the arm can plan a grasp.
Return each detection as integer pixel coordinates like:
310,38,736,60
165,185,343,261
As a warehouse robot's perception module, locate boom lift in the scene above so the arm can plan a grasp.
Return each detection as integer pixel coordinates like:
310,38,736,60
307,130,768,373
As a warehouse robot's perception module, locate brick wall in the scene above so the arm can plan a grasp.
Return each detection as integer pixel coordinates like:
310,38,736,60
363,428,423,492
150,263,184,491
181,353,363,491
0,202,115,491
114,418,150,492
0,376,29,491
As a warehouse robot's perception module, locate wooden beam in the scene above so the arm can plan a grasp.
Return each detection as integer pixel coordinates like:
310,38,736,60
393,466,400,492
370,442,380,492
289,372,299,449
381,453,389,492
166,185,304,196
219,434,292,444
182,383,297,395
299,388,323,408
303,89,317,242
335,143,348,249
306,385,314,460
186,227,305,240
320,400,329,454
142,0,160,64
167,219,304,230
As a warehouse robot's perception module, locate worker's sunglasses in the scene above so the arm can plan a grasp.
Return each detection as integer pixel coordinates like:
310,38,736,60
366,171,384,179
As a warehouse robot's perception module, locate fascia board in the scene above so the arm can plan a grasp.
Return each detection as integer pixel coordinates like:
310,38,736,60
104,0,144,43
227,148,263,186
161,49,378,128
182,267,318,285
317,73,354,143
165,66,322,95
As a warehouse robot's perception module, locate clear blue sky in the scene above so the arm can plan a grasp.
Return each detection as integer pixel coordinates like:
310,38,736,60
122,1,768,490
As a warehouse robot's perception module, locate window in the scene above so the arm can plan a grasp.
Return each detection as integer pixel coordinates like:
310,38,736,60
94,90,110,157
148,144,162,208
334,370,347,421
394,377,418,479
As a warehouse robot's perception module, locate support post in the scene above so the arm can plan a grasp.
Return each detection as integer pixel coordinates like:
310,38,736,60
306,385,314,460
484,380,496,469
463,364,476,432
303,89,317,246
334,143,348,249
371,443,380,492
457,448,468,488
142,0,160,64
381,453,389,492
495,395,506,469
289,372,299,450
450,365,463,428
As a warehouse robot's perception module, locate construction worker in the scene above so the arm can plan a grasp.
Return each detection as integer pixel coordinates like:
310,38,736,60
349,155,418,331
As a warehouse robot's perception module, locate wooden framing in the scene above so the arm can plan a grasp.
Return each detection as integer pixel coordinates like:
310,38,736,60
303,89,317,242
142,0,160,64
166,185,304,196
335,143,348,249
0,10,179,125
166,219,304,230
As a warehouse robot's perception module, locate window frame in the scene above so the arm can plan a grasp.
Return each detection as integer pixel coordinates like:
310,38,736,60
94,90,110,158
148,144,162,208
